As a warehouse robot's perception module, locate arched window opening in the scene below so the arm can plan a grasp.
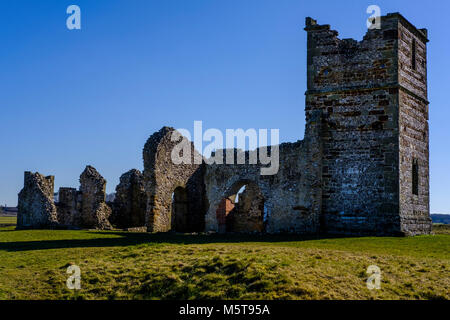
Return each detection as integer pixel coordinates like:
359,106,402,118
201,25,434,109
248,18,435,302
216,181,265,233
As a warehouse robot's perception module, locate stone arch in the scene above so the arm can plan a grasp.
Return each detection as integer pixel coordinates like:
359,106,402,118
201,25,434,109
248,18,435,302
215,179,265,233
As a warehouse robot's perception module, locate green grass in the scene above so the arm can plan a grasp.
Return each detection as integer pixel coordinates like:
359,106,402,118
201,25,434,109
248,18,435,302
0,222,448,300
433,224,450,235
0,216,17,226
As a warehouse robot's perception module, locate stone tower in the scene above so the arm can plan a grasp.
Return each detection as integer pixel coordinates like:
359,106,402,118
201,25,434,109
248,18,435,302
304,13,431,235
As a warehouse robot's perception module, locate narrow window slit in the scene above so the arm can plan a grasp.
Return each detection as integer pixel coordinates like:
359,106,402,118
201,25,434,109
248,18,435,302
412,158,419,195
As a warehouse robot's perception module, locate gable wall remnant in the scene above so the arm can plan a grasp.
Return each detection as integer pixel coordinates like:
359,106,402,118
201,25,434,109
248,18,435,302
17,172,59,229
110,169,147,229
143,127,206,233
79,165,113,230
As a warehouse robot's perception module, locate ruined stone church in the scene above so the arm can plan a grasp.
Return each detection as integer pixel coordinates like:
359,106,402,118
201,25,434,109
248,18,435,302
17,13,432,236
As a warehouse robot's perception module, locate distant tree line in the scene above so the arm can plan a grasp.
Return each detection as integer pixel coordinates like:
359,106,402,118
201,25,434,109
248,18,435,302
431,214,450,224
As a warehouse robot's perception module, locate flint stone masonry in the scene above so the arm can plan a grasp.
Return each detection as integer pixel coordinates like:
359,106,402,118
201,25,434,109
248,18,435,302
203,110,323,234
55,166,113,229
143,127,206,233
79,166,112,230
56,187,81,227
110,169,146,229
17,172,58,229
227,183,265,233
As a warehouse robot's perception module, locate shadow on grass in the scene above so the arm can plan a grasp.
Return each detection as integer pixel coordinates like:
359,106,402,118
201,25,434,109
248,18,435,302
0,231,359,252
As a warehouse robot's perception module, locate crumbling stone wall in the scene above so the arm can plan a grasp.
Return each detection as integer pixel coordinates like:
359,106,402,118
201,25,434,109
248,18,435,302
18,168,114,230
143,127,206,232
56,187,81,227
17,172,58,229
227,182,265,233
305,13,431,235
79,166,112,230
204,110,323,234
110,169,146,229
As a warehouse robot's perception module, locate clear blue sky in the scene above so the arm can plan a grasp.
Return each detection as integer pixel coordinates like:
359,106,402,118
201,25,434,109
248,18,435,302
0,0,448,213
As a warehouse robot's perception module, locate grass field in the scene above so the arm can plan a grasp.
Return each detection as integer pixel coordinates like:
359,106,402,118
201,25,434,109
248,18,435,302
0,216,448,300
0,216,17,227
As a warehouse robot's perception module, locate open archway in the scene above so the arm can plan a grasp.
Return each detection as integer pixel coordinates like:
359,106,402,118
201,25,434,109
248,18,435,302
172,186,189,232
216,180,265,233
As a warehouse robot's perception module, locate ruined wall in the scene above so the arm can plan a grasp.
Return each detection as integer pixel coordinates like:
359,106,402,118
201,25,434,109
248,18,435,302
204,111,322,234
111,169,146,228
143,127,206,232
79,166,112,230
305,13,431,235
56,187,81,227
17,172,58,229
228,183,265,233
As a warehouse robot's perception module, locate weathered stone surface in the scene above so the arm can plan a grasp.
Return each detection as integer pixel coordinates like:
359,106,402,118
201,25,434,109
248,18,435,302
125,226,147,232
203,110,323,235
304,13,431,235
17,172,58,229
397,22,432,235
110,169,146,229
228,183,265,233
143,127,206,233
79,166,112,230
56,187,81,227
